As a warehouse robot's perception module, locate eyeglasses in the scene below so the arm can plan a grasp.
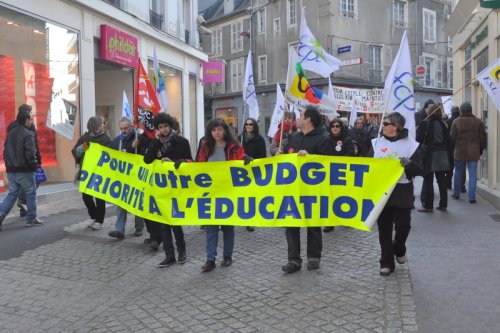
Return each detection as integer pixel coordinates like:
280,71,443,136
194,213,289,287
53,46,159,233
382,122,395,127
331,124,341,128
245,123,254,126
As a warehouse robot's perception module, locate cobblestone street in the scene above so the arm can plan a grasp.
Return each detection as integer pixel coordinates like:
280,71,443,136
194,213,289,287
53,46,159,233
0,216,416,332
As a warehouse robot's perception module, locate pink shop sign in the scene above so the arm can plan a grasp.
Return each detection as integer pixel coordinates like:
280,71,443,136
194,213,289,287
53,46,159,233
100,25,138,68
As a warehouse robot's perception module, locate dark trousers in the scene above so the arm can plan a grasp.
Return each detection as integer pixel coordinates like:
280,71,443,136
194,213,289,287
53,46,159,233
421,171,448,209
82,193,105,223
160,225,185,260
377,207,411,270
285,227,322,265
145,219,185,259
445,159,454,189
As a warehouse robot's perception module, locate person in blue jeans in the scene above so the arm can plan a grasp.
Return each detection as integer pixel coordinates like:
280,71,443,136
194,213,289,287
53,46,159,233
108,117,144,240
195,119,250,272
450,102,487,203
0,104,42,231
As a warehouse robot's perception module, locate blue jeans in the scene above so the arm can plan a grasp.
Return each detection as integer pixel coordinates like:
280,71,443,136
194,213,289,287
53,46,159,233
453,160,478,201
0,172,37,221
205,225,234,261
114,205,144,233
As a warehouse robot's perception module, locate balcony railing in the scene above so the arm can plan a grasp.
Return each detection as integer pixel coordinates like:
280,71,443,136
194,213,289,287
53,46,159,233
150,10,163,30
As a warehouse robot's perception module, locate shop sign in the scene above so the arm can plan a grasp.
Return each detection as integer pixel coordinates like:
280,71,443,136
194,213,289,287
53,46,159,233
480,0,500,8
202,61,224,83
100,25,138,67
470,26,488,49
340,57,363,66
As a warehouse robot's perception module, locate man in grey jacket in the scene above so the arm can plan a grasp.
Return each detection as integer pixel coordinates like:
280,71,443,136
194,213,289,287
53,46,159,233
0,104,42,231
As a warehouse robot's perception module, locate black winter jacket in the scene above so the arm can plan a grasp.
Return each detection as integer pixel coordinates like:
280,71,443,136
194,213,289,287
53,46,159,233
3,123,38,172
143,133,193,164
285,126,335,156
237,133,267,158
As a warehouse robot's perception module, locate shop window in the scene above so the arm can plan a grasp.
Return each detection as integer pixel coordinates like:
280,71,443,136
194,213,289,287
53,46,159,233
0,6,80,182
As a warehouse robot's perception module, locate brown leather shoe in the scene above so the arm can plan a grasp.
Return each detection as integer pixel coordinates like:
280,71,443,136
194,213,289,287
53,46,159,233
417,208,433,213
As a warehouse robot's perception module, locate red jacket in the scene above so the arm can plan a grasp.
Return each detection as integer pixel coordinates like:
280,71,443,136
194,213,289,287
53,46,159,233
196,139,246,162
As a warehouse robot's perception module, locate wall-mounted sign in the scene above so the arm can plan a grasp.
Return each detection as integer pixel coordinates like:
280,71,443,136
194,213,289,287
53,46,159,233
470,26,488,49
480,0,500,8
202,61,224,83
100,25,138,68
337,45,352,54
340,57,363,66
416,65,426,77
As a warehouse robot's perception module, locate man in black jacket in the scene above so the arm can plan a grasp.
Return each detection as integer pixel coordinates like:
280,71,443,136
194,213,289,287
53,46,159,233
279,106,335,273
143,113,193,268
0,105,42,231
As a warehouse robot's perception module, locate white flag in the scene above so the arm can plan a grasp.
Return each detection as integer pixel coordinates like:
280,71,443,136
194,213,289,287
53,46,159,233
349,98,358,128
243,50,259,119
299,7,341,77
382,31,416,138
153,46,169,112
267,84,285,138
477,57,500,112
122,90,131,118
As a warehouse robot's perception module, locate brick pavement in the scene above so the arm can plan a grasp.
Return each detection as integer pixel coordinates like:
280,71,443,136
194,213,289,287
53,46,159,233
0,208,418,333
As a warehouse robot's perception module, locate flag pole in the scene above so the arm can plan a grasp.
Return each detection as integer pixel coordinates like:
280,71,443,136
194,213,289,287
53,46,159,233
421,83,467,123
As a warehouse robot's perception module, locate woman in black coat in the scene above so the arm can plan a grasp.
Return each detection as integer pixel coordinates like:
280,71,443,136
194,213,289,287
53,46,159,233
416,104,452,212
237,117,267,159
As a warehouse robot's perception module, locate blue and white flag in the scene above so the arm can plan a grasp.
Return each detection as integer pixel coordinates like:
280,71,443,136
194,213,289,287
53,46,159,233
122,90,131,118
267,83,285,138
383,31,416,138
153,46,169,112
299,7,341,77
243,50,259,119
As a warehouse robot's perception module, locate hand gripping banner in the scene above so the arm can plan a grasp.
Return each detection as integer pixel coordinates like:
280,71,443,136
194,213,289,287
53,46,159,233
79,144,403,231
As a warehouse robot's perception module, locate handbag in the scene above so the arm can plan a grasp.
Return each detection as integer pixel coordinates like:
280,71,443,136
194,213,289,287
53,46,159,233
35,166,47,183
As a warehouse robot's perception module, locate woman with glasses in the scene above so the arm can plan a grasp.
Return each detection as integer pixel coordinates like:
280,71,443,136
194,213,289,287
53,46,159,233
237,117,267,231
322,118,355,233
72,116,111,230
370,112,424,276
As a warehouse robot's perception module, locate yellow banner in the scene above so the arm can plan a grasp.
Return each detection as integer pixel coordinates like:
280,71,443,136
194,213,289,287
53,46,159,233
79,144,403,231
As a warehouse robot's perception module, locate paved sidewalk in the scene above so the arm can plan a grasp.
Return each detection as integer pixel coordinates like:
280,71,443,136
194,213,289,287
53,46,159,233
0,211,417,332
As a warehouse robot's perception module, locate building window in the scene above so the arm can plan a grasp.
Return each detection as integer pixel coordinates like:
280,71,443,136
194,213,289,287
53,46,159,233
340,0,356,19
212,28,222,56
104,0,121,8
287,0,296,26
257,8,266,33
393,1,406,28
423,9,436,43
447,58,453,89
230,58,244,92
419,53,438,87
273,18,280,32
369,45,382,82
258,55,267,82
231,22,243,53
476,47,489,74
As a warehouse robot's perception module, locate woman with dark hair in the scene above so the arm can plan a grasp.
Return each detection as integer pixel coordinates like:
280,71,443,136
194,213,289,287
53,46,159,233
238,117,267,159
323,118,355,233
196,118,248,272
348,116,371,156
370,112,424,276
416,104,452,212
72,116,111,230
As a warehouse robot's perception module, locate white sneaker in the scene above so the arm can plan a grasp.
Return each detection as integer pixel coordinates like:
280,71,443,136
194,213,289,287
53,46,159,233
90,223,102,230
396,255,406,264
87,221,96,229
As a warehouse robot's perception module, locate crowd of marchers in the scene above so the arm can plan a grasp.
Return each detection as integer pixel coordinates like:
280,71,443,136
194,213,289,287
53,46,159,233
0,101,486,277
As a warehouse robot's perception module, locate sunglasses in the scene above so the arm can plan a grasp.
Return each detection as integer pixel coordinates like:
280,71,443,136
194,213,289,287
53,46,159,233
382,122,395,127
331,124,341,128
245,123,254,126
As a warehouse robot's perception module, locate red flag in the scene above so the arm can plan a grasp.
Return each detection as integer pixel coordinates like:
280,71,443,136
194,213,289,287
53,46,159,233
134,59,160,139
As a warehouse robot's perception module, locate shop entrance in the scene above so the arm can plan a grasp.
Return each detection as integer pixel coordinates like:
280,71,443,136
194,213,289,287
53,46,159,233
94,59,134,139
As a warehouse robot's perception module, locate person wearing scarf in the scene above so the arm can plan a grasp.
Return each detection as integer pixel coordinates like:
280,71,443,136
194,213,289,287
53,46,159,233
270,111,297,156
